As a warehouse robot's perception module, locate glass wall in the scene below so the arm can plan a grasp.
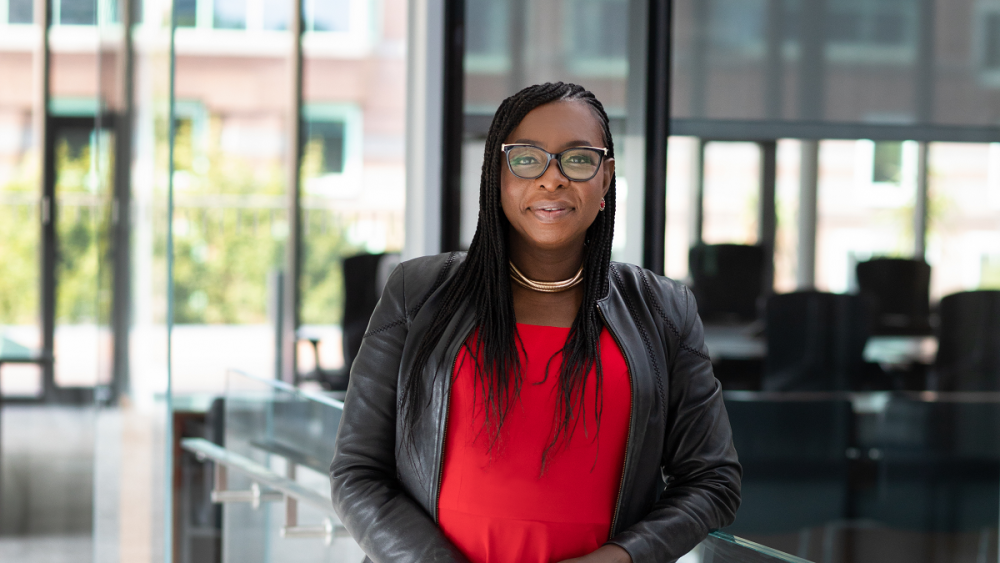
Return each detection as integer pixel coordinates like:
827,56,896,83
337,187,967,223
298,0,407,375
0,0,41,397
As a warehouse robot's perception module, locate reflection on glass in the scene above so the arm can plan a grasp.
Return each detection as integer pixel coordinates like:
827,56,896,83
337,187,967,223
725,393,1000,562
221,370,365,560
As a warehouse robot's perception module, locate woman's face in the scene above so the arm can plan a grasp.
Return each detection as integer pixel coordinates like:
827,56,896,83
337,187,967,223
500,100,614,255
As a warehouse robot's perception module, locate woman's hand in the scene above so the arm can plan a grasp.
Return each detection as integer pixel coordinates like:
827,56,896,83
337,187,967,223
556,544,632,563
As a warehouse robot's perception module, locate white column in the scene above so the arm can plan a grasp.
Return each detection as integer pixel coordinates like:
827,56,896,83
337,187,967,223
403,0,445,260
797,140,819,290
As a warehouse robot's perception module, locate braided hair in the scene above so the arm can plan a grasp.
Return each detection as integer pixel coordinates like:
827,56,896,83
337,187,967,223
400,82,617,468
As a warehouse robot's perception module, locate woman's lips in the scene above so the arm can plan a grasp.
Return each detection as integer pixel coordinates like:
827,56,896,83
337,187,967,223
529,204,572,222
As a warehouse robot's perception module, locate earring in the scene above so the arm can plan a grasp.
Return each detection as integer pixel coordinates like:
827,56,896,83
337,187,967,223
599,198,606,211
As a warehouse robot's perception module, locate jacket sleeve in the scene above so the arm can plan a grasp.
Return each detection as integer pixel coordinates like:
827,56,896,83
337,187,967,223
329,262,469,563
609,284,742,563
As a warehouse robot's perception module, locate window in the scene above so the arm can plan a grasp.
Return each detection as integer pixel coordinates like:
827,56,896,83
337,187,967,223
985,13,1000,71
826,0,913,47
303,0,349,32
872,141,903,184
214,0,247,29
465,0,508,60
982,254,1000,288
56,0,97,25
300,105,361,197
304,121,345,175
175,0,197,27
8,0,33,23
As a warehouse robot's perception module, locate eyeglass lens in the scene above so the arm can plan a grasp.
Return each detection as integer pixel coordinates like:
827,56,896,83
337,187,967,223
506,146,602,181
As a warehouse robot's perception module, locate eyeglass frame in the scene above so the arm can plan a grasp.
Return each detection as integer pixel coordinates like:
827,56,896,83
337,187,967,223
500,143,609,182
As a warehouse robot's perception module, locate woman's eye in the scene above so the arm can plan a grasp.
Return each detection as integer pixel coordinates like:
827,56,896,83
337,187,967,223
565,153,595,165
513,155,539,165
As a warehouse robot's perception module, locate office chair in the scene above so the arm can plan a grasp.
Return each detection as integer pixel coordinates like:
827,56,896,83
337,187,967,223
856,257,932,335
762,291,872,391
933,290,1000,391
688,244,766,324
300,252,401,391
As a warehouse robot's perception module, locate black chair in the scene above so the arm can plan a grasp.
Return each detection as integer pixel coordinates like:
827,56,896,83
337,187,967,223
762,291,872,391
300,252,401,391
856,257,932,335
933,290,1000,391
688,244,766,324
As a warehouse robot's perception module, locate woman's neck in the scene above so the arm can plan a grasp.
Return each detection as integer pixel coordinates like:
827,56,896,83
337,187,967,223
507,235,586,282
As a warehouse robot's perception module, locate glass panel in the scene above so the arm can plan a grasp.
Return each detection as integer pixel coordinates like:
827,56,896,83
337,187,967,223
0,25,41,396
219,369,364,560
671,0,1000,131
925,142,1000,300
815,139,917,294
702,141,760,246
170,6,292,393
723,392,1000,563
299,0,406,376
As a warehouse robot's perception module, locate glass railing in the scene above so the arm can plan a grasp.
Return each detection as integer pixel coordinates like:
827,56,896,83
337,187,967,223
723,390,1000,563
181,370,811,562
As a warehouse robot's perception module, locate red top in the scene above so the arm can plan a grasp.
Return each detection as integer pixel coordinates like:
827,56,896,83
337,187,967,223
438,323,632,563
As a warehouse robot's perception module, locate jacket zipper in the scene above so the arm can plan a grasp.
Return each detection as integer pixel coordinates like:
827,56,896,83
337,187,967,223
434,325,473,523
599,305,635,540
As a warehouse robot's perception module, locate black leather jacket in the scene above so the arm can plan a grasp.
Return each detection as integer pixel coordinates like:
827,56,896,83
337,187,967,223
330,252,741,563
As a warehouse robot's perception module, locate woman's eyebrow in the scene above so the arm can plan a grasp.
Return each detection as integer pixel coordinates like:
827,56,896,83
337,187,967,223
511,139,597,148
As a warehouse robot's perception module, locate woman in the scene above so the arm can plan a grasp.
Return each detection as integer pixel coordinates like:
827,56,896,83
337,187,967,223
330,82,741,563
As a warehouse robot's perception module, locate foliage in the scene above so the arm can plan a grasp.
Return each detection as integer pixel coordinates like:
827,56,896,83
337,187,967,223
1,116,366,328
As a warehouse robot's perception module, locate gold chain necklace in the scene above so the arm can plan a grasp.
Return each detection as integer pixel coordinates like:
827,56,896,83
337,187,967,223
509,261,584,293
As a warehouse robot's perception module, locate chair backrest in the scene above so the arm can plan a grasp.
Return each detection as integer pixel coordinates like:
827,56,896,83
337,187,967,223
688,244,765,323
856,257,931,334
935,290,1000,391
762,291,872,391
341,252,401,372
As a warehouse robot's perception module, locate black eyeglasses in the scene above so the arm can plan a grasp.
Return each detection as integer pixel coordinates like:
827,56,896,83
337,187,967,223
500,143,608,182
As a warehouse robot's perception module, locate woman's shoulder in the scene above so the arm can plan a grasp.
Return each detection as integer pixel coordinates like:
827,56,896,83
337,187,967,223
388,251,468,304
398,251,467,274
607,261,692,302
607,261,696,328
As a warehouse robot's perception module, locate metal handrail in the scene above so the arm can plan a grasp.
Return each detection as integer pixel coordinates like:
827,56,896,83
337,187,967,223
181,437,349,544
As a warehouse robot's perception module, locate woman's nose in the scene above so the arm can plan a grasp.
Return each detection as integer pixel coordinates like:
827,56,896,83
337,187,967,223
537,159,569,191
